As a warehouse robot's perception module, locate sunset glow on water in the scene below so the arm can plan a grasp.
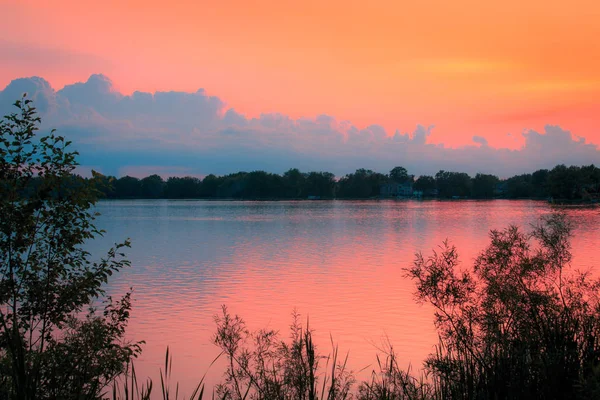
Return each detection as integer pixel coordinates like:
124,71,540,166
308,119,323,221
88,200,600,396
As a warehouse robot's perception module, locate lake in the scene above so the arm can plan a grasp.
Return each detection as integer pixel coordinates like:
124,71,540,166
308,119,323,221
90,200,599,396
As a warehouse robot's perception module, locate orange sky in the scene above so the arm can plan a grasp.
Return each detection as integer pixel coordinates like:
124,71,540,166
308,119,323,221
1,0,599,148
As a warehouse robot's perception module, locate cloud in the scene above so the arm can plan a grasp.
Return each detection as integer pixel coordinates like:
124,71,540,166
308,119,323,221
472,135,488,146
0,76,57,113
57,74,122,113
1,75,599,178
412,125,433,145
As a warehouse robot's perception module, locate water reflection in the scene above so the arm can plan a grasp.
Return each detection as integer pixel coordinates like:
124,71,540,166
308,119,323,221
87,200,599,397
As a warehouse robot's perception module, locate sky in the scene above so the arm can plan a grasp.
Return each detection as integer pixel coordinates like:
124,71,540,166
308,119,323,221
1,0,599,177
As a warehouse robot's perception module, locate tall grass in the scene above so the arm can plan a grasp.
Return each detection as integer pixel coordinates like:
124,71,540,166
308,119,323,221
110,311,358,400
111,347,207,400
211,307,354,400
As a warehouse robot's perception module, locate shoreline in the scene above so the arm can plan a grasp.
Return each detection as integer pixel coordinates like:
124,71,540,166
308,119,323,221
97,197,553,202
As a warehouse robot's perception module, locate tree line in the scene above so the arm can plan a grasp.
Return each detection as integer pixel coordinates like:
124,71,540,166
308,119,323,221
90,164,600,201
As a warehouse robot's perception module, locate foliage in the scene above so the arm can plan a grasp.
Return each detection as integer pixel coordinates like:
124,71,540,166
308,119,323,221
337,169,388,199
434,171,472,198
304,172,336,199
213,306,354,400
358,345,435,400
0,96,140,399
546,164,600,201
389,167,413,184
164,176,202,199
504,173,534,198
114,176,143,199
470,173,499,199
406,213,600,399
413,176,436,194
140,174,166,199
282,168,306,198
89,163,600,201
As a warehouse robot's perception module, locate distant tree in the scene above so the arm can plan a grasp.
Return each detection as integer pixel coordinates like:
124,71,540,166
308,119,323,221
548,165,580,200
471,173,499,199
217,172,248,198
504,174,533,198
114,176,142,198
389,166,413,183
283,168,306,198
0,96,140,399
580,164,600,188
199,174,221,198
164,176,201,198
337,169,387,198
140,174,165,198
414,175,436,192
92,164,600,201
413,175,436,194
240,171,282,199
93,174,117,199
435,170,472,198
305,171,336,198
530,169,549,197
579,165,600,199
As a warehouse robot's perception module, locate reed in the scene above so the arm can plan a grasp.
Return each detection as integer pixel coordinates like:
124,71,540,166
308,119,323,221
111,347,208,400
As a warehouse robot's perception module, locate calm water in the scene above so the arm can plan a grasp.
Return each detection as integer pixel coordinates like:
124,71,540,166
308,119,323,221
90,200,600,396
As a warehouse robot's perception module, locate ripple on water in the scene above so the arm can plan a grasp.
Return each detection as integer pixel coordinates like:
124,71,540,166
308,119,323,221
87,200,599,396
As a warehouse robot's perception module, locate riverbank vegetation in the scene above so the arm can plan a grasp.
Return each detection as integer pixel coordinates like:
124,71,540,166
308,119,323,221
1,96,141,399
89,163,600,201
3,97,600,399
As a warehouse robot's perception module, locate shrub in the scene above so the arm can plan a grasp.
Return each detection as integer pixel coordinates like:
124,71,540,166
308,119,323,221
407,213,600,399
0,96,140,399
213,307,354,400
